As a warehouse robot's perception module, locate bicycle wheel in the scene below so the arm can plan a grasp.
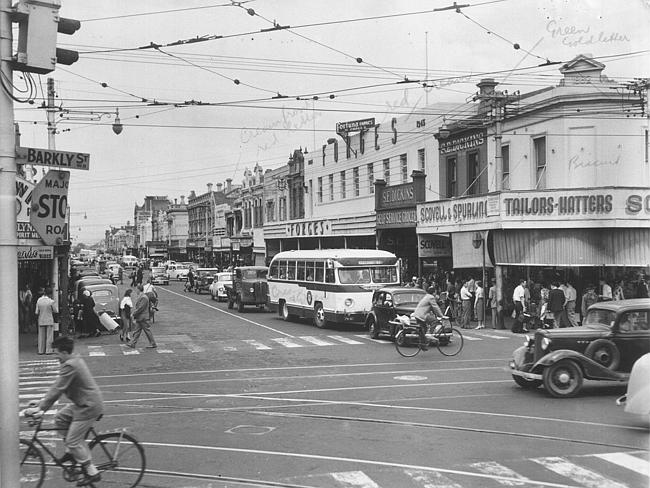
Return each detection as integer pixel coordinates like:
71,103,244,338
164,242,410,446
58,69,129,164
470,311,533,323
394,325,422,357
89,432,146,487
436,326,464,356
19,439,45,488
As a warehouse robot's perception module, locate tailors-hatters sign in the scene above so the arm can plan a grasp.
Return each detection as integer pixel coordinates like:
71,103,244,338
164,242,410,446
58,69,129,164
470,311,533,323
286,220,332,237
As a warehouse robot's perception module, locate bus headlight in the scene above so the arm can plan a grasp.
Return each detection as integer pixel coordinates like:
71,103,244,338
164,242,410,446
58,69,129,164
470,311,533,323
344,298,354,307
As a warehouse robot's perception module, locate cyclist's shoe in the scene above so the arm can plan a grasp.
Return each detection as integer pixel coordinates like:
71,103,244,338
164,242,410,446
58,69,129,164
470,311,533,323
57,452,75,464
77,473,101,486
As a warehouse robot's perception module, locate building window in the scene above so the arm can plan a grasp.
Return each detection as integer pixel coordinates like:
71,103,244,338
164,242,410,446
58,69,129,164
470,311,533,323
446,156,457,198
329,173,334,201
534,136,546,189
317,177,323,203
367,163,374,194
353,167,360,196
501,144,510,190
266,200,275,222
340,170,346,199
467,151,479,195
418,148,425,172
383,158,390,185
400,153,408,183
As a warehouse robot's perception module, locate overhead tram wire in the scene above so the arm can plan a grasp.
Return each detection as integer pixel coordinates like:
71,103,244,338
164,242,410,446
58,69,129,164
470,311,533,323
80,1,253,22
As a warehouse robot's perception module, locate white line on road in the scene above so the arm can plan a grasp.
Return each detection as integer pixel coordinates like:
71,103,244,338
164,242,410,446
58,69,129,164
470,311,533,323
593,452,650,477
272,338,303,348
182,342,204,353
299,336,334,346
243,340,272,350
405,468,464,488
469,461,531,486
331,471,381,488
328,335,363,344
531,457,628,488
161,287,294,337
87,346,106,357
354,334,385,344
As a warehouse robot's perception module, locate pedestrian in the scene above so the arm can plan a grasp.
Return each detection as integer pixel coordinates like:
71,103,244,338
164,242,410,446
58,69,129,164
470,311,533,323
79,290,102,338
563,279,578,327
459,279,472,329
24,335,104,486
636,275,649,298
548,282,566,328
143,278,159,310
599,278,612,301
488,278,498,329
129,269,137,287
35,286,58,355
127,284,157,349
511,278,529,333
136,266,143,286
474,280,485,329
581,284,599,322
119,289,133,342
118,266,124,285
19,282,34,333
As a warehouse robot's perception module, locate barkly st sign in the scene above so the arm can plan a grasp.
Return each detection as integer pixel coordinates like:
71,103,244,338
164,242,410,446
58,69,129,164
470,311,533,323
30,170,70,246
17,146,90,170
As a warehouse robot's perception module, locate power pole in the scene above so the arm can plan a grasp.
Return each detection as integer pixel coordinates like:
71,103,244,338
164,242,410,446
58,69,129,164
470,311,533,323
0,0,20,485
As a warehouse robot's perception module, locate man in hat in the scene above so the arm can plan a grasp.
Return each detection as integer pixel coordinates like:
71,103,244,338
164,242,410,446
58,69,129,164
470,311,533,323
488,278,499,329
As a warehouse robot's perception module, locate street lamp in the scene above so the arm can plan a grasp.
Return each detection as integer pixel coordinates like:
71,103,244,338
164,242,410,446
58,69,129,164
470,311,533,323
54,107,124,135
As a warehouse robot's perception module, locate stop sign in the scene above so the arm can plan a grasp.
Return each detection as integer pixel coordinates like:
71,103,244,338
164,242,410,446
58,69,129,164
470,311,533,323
30,170,70,245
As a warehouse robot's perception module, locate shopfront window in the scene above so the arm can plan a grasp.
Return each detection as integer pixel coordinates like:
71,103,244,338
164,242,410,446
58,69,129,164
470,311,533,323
400,153,408,183
418,148,426,172
340,170,346,199
353,167,360,196
467,151,479,195
317,177,323,203
329,174,334,201
367,163,374,194
502,144,510,190
383,158,390,185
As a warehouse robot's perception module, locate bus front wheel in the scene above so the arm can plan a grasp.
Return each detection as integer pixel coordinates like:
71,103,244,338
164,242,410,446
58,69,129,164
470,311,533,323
313,303,327,329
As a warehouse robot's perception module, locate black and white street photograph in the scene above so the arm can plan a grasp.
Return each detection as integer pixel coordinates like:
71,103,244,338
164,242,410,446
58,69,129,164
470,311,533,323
1,1,649,487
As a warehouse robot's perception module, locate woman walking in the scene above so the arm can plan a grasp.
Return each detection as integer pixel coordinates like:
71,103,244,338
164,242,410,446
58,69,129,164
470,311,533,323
474,281,485,329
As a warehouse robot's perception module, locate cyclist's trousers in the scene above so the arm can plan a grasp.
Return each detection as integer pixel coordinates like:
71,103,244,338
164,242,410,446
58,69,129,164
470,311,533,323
54,405,100,464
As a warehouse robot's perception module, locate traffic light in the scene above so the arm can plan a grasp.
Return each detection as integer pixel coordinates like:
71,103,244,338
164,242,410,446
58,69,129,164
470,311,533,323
12,0,80,74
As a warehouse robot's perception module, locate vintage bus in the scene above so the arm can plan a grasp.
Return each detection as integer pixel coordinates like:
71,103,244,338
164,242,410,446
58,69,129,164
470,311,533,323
267,249,401,328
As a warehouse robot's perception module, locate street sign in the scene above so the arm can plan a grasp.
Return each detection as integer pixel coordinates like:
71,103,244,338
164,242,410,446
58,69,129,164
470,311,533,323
30,170,70,245
16,146,90,170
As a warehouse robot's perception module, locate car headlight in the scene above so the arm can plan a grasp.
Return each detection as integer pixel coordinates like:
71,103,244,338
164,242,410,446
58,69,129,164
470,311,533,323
523,334,531,346
541,337,551,351
344,298,353,307
249,287,254,293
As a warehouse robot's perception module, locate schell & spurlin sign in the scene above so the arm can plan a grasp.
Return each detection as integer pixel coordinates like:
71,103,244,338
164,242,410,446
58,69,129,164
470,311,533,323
419,195,495,229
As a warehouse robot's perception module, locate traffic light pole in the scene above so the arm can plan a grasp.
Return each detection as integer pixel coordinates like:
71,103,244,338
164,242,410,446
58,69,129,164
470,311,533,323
0,0,21,485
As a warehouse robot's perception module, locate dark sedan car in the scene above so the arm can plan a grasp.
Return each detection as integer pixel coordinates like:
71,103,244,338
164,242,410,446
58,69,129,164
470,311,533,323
509,298,650,397
365,287,426,340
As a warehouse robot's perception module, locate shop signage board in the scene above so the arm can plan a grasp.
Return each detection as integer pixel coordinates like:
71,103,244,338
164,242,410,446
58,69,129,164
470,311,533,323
286,220,332,237
418,194,500,233
376,208,417,228
17,246,53,260
438,130,486,154
16,176,42,242
418,235,452,258
377,182,415,210
16,146,90,170
30,170,70,246
336,118,375,133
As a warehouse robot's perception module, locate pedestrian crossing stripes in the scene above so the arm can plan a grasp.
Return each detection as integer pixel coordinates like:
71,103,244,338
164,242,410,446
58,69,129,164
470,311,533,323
19,360,60,423
39,329,521,357
288,450,648,488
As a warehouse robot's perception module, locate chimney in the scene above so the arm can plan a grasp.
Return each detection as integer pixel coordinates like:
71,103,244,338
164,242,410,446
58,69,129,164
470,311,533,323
180,195,185,205
476,78,499,116
216,183,223,192
226,178,232,192
189,190,196,200
207,183,213,194
174,198,177,205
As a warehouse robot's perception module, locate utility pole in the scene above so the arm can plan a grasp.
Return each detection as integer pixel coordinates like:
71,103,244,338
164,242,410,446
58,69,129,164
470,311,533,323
0,0,20,485
47,77,72,333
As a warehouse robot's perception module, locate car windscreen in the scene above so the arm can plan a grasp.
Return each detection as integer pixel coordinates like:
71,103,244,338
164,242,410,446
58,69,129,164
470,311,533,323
151,267,165,274
91,290,113,298
241,269,267,279
393,292,426,306
218,275,231,282
583,309,616,328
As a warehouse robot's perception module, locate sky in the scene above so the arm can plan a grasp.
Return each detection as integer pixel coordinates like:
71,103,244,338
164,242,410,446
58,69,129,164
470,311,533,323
12,0,650,244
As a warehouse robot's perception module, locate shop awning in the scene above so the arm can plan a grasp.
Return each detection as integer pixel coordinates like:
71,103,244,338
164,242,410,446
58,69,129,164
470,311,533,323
493,228,650,267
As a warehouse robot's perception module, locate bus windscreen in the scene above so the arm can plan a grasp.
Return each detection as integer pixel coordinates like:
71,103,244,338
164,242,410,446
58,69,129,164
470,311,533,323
338,266,398,285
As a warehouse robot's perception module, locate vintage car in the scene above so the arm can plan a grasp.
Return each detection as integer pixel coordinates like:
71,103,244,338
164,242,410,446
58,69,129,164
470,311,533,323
509,298,650,398
365,287,427,339
166,264,190,281
226,266,268,312
616,353,650,423
209,272,233,302
194,268,220,294
150,266,169,285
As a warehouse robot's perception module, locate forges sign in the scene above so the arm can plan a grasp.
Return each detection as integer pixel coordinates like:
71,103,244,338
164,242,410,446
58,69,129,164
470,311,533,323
30,170,70,245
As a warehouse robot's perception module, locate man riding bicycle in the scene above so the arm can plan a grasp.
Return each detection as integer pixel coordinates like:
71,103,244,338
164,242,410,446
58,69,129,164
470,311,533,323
24,335,104,486
413,286,446,350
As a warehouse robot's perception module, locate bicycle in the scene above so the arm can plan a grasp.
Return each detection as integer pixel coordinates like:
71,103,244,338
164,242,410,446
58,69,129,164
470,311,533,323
20,411,146,487
393,308,464,358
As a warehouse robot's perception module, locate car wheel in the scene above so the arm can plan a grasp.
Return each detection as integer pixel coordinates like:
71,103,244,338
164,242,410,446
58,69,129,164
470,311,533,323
512,374,542,389
584,339,620,370
313,303,326,329
542,359,583,398
237,295,244,312
210,291,215,301
367,316,380,339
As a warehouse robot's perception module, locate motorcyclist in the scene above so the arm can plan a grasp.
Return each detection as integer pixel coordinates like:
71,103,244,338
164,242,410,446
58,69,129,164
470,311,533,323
413,286,445,350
